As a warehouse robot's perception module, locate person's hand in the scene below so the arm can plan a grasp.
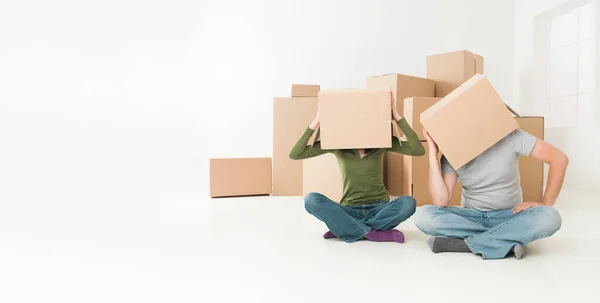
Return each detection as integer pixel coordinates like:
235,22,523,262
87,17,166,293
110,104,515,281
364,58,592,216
391,91,401,120
309,110,320,130
513,201,547,214
422,129,438,154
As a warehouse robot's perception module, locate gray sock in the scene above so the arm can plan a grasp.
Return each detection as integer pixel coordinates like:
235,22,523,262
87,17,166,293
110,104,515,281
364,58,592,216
427,237,472,253
512,244,526,259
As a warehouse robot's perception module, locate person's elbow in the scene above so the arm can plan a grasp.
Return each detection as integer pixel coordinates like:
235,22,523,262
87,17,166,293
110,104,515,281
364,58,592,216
554,151,569,168
412,143,426,156
431,198,449,208
289,152,301,160
414,147,426,157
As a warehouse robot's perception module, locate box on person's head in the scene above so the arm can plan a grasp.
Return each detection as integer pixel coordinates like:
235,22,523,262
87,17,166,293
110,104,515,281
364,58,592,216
319,88,392,150
427,50,483,97
420,74,518,169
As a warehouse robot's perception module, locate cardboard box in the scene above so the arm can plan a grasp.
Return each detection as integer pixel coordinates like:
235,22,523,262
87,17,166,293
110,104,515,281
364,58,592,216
404,97,442,140
319,88,392,149
302,153,343,202
383,97,441,196
273,97,318,196
210,158,272,198
403,145,462,206
516,117,545,202
292,84,320,97
405,117,545,206
427,50,484,97
420,74,518,169
366,74,434,117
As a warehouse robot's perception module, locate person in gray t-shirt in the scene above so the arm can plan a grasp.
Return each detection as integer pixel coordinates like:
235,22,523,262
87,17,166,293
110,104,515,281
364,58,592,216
415,129,568,260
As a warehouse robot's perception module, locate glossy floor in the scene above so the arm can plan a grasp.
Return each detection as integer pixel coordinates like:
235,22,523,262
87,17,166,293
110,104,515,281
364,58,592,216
0,189,597,303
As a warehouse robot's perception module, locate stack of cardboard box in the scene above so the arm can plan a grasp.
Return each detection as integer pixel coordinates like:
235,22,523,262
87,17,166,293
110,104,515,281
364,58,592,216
209,50,545,207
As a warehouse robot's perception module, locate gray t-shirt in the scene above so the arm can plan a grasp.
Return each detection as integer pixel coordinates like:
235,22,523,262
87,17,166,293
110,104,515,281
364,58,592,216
441,129,538,211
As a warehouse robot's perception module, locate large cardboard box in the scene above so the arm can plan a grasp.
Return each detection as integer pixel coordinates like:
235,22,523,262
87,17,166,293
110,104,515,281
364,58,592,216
382,97,441,196
273,97,318,196
420,74,518,169
292,84,320,97
516,117,545,202
403,146,462,206
366,74,434,117
365,76,433,196
319,88,392,149
404,97,442,141
302,153,343,202
210,158,272,198
427,50,484,97
406,117,545,206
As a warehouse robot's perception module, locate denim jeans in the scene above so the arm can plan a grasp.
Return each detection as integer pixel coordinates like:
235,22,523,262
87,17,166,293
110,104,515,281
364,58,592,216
414,205,562,259
304,192,417,243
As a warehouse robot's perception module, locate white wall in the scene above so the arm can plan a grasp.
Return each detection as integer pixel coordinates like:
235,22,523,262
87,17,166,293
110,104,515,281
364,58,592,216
0,0,209,200
201,0,515,178
0,0,515,200
514,0,600,191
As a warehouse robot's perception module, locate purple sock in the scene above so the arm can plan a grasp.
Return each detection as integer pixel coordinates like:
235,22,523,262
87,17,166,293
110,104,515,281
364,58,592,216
365,229,405,243
323,231,337,239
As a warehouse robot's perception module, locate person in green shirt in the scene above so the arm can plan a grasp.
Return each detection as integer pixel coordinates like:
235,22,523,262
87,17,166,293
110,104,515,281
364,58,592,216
289,97,425,243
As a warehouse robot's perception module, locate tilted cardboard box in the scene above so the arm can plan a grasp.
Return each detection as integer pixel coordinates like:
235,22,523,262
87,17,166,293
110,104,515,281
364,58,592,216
420,74,518,170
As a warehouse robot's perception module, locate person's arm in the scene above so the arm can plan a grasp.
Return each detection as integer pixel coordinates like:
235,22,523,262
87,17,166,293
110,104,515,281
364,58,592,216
513,135,569,213
511,130,569,213
424,130,457,207
387,93,425,156
289,113,331,160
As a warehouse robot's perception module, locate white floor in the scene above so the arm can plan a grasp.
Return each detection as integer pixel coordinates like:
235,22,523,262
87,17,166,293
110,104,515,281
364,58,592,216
0,189,599,303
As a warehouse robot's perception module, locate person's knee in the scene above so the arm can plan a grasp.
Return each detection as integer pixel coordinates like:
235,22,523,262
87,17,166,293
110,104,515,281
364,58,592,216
414,205,443,234
403,196,417,214
304,192,326,213
392,196,417,215
533,206,562,236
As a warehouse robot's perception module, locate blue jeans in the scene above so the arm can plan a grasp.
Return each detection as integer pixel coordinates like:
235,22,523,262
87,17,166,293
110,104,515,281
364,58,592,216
414,205,562,259
304,192,417,243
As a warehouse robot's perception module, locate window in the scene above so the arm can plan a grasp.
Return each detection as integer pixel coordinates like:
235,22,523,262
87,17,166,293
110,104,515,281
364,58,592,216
549,1,596,127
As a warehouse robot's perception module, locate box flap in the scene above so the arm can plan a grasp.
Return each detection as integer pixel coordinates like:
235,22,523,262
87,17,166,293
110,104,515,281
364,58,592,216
505,104,521,118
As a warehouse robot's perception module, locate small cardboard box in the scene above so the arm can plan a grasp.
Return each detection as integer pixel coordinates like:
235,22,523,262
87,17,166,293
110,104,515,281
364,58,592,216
403,144,462,206
420,74,518,169
292,84,320,97
366,74,434,117
319,88,392,149
302,153,343,202
516,117,545,202
210,158,272,198
273,97,318,196
427,50,484,97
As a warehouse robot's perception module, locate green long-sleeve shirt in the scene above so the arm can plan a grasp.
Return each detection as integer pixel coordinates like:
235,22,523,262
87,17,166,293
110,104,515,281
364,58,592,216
289,118,425,206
